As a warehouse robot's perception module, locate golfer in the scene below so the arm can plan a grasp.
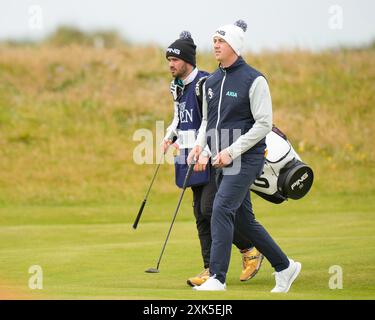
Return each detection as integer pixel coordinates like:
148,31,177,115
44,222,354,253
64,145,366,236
188,20,301,292
162,31,264,287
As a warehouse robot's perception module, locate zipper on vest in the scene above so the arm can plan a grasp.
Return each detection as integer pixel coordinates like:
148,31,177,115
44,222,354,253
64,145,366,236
215,69,226,154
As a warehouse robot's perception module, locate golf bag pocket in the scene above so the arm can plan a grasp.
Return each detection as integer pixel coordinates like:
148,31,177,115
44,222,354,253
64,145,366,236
174,150,210,188
277,158,314,200
250,127,314,203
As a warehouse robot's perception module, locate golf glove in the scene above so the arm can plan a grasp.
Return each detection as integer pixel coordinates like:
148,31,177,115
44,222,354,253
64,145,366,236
170,78,184,101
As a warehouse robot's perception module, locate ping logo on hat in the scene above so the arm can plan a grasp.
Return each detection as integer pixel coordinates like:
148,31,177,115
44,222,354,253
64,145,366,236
167,48,181,55
213,20,248,56
166,31,197,67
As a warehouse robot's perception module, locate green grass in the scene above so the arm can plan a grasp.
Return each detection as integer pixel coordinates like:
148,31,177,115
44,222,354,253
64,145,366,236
1,192,374,300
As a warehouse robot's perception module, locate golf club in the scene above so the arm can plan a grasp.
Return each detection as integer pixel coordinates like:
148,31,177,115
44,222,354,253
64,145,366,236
145,160,195,273
132,153,164,230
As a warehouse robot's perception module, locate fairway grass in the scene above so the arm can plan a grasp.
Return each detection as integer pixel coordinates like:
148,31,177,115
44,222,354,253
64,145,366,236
0,193,374,300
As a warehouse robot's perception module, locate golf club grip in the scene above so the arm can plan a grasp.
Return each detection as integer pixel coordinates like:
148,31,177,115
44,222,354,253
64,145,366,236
182,163,195,189
133,199,146,229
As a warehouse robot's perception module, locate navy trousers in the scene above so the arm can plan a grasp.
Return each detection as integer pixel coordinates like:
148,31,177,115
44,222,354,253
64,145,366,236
192,165,255,269
210,153,290,283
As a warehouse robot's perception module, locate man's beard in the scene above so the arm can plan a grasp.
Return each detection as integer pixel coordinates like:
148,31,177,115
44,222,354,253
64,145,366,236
172,65,188,79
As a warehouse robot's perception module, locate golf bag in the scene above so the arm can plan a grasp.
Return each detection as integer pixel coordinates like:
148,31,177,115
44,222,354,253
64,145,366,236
250,126,314,204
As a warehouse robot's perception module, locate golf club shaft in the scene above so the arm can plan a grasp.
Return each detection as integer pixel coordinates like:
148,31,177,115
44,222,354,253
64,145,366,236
155,162,195,270
132,153,164,229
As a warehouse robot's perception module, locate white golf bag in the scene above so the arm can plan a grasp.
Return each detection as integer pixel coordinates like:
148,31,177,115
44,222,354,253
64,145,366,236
250,126,314,204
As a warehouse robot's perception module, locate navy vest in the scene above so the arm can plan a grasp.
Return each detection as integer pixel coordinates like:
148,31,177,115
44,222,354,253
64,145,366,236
205,57,266,156
177,70,209,132
174,70,211,188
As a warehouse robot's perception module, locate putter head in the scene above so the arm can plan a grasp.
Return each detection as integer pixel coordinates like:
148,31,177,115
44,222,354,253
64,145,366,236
145,268,160,273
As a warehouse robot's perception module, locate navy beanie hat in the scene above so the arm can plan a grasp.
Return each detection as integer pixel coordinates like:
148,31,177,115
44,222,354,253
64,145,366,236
166,31,196,67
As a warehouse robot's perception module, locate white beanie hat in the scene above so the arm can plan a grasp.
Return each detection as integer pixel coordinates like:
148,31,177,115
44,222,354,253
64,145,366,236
213,20,247,56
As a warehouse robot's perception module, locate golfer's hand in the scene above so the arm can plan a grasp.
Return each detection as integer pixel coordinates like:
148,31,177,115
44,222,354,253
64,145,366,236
212,150,233,168
194,155,209,172
187,145,202,165
161,139,172,154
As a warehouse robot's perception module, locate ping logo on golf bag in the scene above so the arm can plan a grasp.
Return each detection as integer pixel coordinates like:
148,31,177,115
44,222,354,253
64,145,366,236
291,172,309,191
167,47,181,55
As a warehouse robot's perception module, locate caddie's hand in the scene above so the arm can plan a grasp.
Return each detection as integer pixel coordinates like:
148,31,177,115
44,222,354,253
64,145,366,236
212,149,233,168
172,142,180,151
187,145,202,165
194,155,209,172
161,139,172,154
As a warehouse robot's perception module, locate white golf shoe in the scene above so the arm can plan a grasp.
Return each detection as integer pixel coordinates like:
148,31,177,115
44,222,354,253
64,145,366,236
271,259,301,293
193,276,226,291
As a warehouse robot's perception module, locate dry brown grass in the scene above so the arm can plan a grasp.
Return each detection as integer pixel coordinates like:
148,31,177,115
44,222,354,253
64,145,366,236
0,45,374,204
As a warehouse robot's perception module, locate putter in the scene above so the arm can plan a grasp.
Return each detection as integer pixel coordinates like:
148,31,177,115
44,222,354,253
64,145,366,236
133,153,164,229
145,160,196,273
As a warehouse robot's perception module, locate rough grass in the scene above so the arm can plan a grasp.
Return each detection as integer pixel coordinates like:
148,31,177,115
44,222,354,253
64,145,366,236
0,44,374,205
